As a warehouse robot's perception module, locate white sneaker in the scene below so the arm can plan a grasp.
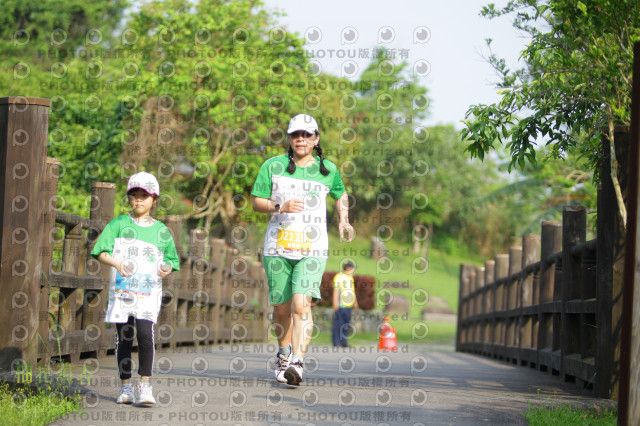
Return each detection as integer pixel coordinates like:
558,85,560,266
136,383,156,405
116,384,134,404
284,360,303,386
274,351,291,383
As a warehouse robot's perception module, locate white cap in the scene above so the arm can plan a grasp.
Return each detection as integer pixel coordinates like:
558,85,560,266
287,114,319,134
127,172,160,197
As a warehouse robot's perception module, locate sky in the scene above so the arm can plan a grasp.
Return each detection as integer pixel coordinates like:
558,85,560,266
260,0,530,128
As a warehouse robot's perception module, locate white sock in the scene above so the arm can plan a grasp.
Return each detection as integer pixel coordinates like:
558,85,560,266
278,345,291,357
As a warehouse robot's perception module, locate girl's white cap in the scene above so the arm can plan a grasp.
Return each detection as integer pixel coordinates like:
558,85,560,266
127,171,159,197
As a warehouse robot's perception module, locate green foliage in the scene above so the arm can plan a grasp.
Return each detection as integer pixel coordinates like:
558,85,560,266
461,0,640,175
117,0,315,229
478,150,596,233
1,0,135,217
345,53,428,215
2,0,596,259
0,0,129,55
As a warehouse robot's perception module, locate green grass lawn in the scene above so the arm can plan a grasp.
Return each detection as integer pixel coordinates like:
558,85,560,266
524,403,617,425
325,232,472,314
0,382,80,426
305,321,457,348
320,232,477,347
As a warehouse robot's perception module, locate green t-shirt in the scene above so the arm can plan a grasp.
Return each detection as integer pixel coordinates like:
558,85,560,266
91,215,180,323
251,155,346,259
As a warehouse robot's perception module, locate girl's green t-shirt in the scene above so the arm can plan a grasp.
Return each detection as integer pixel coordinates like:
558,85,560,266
91,215,180,323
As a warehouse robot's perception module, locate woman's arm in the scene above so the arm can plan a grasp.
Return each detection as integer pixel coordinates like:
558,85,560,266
335,192,355,242
252,196,304,214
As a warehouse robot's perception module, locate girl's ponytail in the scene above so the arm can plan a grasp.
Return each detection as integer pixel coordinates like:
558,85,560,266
314,142,330,176
286,146,296,174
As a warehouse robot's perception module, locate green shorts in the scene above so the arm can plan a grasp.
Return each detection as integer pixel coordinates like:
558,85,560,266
262,256,327,304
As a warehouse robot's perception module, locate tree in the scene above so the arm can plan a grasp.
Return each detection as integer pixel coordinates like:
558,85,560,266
0,0,129,55
477,149,597,234
343,53,429,235
1,1,132,216
118,0,318,236
461,0,640,226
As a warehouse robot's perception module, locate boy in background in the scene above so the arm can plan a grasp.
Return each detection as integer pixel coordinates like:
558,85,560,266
332,262,358,347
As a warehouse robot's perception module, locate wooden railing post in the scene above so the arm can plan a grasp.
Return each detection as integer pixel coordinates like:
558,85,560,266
520,234,540,366
249,261,264,341
209,239,226,343
552,244,564,373
494,254,509,359
506,246,521,361
484,260,495,355
188,229,206,343
161,216,183,348
464,266,476,345
59,224,83,362
561,206,586,381
474,266,485,347
38,158,60,366
86,182,115,358
230,255,251,342
538,221,561,373
0,97,50,371
456,264,474,351
581,244,597,364
219,248,238,342
259,262,270,338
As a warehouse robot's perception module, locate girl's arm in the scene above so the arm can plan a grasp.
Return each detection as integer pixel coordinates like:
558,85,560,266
335,192,354,242
97,252,132,277
252,196,304,214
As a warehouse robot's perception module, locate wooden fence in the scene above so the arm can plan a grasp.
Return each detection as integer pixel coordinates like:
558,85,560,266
456,129,630,399
0,97,269,372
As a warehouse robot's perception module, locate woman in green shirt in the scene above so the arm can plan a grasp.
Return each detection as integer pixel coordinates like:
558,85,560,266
252,114,354,386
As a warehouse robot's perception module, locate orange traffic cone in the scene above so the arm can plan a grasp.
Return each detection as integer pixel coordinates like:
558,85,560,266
378,316,397,351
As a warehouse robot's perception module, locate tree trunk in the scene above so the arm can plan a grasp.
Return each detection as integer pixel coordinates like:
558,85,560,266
609,120,627,228
412,220,422,254
421,223,433,259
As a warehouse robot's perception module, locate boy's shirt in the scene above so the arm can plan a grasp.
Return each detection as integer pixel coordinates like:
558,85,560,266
333,272,356,308
251,154,346,260
91,215,180,324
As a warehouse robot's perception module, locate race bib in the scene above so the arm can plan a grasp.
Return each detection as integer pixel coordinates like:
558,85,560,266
115,272,155,299
276,229,312,255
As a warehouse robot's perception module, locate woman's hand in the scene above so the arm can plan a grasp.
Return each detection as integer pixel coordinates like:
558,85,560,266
335,193,353,241
339,222,355,242
282,199,305,213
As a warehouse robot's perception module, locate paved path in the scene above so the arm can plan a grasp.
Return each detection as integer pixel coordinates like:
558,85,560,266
49,343,612,426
